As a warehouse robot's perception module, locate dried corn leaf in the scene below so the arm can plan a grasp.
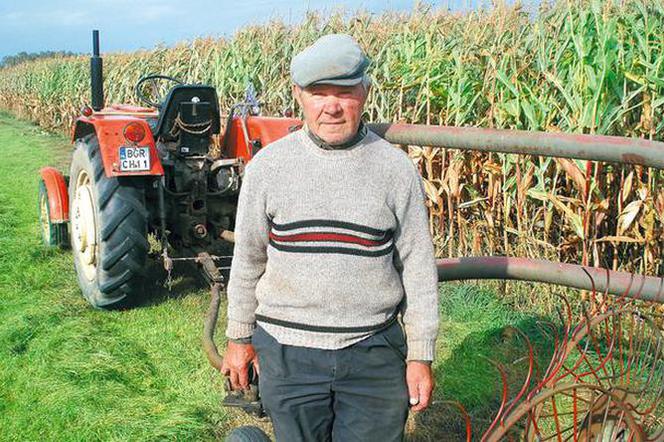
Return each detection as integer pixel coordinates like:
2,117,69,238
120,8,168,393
621,171,634,203
422,178,442,205
482,161,502,176
617,200,643,234
555,158,586,195
594,235,644,243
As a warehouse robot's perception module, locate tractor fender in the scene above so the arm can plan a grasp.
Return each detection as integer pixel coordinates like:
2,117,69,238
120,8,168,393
39,167,69,223
72,116,164,177
224,116,302,163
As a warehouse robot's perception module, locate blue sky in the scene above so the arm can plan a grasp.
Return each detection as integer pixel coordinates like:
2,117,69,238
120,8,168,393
0,0,532,60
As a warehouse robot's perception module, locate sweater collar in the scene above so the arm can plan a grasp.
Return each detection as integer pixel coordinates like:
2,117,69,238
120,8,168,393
305,122,367,150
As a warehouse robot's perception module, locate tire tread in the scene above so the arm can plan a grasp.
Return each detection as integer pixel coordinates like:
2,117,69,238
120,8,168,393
69,134,149,309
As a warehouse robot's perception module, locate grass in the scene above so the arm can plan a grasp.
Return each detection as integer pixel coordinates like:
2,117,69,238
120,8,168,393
0,112,230,441
419,283,556,440
0,111,558,441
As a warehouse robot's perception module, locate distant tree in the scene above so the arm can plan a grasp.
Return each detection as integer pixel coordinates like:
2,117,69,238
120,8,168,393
0,50,80,68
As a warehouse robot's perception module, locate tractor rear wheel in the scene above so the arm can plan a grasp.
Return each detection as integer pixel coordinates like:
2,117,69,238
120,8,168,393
69,134,149,309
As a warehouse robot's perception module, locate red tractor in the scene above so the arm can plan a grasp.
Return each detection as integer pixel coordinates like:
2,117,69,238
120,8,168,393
39,31,299,310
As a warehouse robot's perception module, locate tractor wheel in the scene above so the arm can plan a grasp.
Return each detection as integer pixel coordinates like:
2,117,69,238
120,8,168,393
38,179,68,248
68,134,149,309
225,426,271,442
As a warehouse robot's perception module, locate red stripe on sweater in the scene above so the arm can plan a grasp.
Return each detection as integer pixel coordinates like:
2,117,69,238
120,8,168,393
269,231,388,247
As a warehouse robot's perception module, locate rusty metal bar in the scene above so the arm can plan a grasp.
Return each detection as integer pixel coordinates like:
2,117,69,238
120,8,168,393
437,257,664,303
203,282,224,371
368,123,664,170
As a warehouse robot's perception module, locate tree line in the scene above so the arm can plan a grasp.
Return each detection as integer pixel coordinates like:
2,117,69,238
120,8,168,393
0,51,80,68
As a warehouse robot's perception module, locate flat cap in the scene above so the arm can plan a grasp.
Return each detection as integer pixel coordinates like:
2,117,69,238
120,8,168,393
290,34,369,88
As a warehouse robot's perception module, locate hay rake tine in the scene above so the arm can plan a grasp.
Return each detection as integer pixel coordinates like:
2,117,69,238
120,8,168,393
501,327,535,422
577,313,618,382
627,314,648,386
481,358,509,441
532,295,574,394
550,394,564,442
439,400,473,442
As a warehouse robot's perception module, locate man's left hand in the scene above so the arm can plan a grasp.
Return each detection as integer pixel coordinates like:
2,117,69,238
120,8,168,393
406,361,434,412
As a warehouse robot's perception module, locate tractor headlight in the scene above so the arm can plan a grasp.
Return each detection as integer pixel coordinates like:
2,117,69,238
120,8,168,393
210,160,240,195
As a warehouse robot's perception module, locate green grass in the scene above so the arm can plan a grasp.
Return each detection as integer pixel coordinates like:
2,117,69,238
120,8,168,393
0,112,553,441
415,284,555,440
0,112,232,441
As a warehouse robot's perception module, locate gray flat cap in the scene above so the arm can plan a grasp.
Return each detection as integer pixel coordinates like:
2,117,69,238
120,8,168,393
290,34,369,88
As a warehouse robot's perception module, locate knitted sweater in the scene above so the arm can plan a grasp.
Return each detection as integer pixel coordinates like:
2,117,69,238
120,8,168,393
225,128,440,361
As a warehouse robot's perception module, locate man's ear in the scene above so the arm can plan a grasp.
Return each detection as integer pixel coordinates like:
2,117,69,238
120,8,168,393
292,85,303,107
362,83,371,103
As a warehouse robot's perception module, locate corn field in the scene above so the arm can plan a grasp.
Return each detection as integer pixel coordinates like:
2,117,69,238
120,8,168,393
1,0,663,276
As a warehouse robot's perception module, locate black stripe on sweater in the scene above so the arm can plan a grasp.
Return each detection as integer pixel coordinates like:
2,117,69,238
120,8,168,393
269,218,388,237
269,240,394,257
255,311,398,333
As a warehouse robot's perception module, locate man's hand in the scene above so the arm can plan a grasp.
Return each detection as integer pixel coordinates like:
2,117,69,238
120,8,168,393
221,341,260,390
406,361,434,412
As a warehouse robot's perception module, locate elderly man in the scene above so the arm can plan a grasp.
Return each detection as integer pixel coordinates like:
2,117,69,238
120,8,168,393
222,34,439,441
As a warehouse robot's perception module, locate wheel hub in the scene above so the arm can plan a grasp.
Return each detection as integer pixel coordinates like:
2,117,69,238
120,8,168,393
39,190,51,242
71,170,97,280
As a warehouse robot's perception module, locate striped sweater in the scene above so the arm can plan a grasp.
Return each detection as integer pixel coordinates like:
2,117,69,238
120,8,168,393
225,128,440,361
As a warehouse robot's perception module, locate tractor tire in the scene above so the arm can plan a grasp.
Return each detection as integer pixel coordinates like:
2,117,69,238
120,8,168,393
225,426,271,442
68,134,149,309
38,179,68,248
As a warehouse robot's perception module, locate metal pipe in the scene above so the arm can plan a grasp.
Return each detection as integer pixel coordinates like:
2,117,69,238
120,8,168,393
90,30,104,111
368,123,664,170
220,230,235,243
203,282,224,371
437,257,664,303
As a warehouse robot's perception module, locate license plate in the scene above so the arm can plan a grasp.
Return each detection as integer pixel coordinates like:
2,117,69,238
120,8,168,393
119,146,150,172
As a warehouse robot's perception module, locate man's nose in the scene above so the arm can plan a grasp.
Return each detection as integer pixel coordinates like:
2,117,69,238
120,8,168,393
323,97,343,116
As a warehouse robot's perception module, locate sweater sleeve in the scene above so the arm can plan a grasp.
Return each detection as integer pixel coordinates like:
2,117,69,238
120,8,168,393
392,168,440,361
225,159,270,340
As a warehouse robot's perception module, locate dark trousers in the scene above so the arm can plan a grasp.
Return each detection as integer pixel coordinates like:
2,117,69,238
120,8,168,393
252,322,409,442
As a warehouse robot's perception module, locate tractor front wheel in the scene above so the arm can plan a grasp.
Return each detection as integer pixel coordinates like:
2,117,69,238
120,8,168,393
38,179,68,248
69,135,149,309
225,426,271,442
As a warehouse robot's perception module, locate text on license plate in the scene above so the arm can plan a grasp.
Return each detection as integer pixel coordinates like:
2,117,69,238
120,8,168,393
119,147,150,171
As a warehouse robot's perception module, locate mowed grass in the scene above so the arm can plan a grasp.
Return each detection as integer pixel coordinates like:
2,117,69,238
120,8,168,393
0,112,552,441
0,112,231,441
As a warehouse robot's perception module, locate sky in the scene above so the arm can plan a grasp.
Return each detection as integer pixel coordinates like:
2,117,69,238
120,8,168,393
0,0,534,60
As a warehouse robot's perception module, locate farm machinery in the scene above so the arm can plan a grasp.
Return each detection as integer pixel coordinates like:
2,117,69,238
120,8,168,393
38,31,299,310
38,31,663,440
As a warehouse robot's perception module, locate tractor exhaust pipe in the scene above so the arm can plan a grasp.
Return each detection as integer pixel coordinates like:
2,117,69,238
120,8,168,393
90,30,105,111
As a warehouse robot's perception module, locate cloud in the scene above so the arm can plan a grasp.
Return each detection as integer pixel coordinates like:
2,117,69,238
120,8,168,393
79,0,177,21
2,11,24,22
1,7,91,27
2,0,177,29
48,10,92,26
139,4,177,21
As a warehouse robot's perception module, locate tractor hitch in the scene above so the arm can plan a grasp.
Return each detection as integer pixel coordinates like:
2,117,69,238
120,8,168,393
222,364,265,418
194,252,266,418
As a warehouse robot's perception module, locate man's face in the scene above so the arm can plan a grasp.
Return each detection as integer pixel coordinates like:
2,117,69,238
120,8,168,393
293,83,368,145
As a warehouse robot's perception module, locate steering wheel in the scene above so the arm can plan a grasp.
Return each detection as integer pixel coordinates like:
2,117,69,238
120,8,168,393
135,74,183,109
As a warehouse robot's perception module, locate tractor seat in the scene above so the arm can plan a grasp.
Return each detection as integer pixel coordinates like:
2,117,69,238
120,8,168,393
154,85,221,140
